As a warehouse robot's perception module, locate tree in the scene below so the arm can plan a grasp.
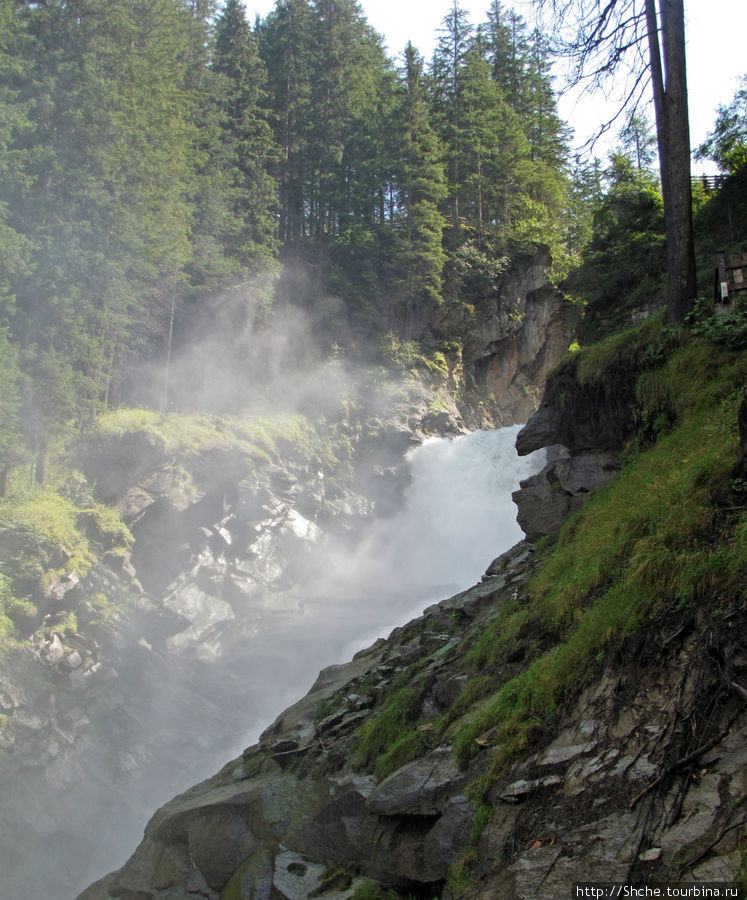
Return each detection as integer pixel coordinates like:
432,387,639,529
541,0,697,323
484,1,528,110
10,0,199,409
210,0,278,272
620,109,657,171
388,43,447,332
430,1,475,228
695,76,747,174
258,0,315,256
570,152,666,340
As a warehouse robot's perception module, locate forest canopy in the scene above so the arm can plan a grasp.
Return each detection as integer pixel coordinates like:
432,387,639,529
0,0,741,490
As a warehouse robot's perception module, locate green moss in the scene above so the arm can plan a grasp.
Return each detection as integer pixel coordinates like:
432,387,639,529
0,490,95,599
95,408,317,465
350,880,404,900
353,684,426,775
373,728,429,781
574,312,669,385
309,866,353,896
78,503,134,553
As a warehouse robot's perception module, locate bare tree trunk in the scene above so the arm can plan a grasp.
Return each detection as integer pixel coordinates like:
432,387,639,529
645,0,697,323
34,439,48,486
160,291,176,415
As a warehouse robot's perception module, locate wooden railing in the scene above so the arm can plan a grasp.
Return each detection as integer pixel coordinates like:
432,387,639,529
692,173,728,192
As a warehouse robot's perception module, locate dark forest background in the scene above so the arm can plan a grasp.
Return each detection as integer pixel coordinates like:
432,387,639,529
0,0,744,490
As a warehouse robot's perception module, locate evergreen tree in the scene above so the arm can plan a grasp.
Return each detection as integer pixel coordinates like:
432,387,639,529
308,0,389,258
484,1,528,110
11,0,196,418
571,152,666,339
695,76,747,173
430,1,475,229
566,153,604,254
620,110,657,172
388,43,447,332
258,0,315,256
210,0,278,272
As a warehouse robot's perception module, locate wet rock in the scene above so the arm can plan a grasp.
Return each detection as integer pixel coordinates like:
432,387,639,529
187,808,260,891
536,741,597,767
48,571,80,602
0,674,25,709
64,650,84,670
273,850,327,900
513,450,621,541
421,795,473,880
367,748,466,816
45,633,65,664
163,582,234,651
433,674,468,708
495,775,562,803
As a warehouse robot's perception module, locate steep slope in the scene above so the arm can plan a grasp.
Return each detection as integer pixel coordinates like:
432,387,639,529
78,321,747,899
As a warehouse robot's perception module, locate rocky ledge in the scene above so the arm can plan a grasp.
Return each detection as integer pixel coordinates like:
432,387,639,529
77,333,747,899
79,527,746,899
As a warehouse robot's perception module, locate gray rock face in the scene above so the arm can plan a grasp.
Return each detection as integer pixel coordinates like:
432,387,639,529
76,532,746,900
512,448,621,541
367,748,466,816
430,248,574,424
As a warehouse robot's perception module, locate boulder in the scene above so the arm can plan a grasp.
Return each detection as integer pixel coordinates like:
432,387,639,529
367,748,466,816
512,449,621,541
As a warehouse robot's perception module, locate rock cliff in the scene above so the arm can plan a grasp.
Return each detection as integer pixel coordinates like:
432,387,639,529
76,326,747,900
0,245,574,900
431,246,574,425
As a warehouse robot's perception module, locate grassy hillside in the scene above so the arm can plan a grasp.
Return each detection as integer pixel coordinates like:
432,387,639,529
352,314,746,809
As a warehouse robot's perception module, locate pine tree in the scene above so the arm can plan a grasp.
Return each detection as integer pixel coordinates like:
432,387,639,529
12,0,196,417
389,43,447,331
484,1,528,110
430,1,475,229
212,0,278,271
258,0,315,256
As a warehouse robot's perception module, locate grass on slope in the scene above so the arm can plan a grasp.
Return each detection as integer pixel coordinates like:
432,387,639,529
452,329,746,795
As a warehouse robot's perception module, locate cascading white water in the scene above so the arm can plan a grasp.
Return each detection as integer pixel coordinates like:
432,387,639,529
37,423,545,900
322,425,545,656
352,425,543,596
229,425,545,746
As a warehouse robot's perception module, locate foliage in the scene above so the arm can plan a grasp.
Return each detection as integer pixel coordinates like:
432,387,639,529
695,76,747,173
568,154,667,342
0,0,577,486
378,334,420,375
350,881,404,900
446,329,746,793
686,296,747,350
353,683,429,779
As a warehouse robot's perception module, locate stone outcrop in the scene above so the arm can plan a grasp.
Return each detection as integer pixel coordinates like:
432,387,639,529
0,244,569,894
76,323,746,900
78,543,539,900
512,446,621,542
512,344,641,540
430,247,575,425
77,536,747,900
0,395,466,900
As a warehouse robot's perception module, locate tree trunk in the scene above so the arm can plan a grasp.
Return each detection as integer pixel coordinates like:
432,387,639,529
645,0,697,323
160,290,176,415
0,467,10,499
35,440,48,486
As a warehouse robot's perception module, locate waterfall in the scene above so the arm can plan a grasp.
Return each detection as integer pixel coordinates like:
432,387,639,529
229,425,545,745
9,424,545,900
